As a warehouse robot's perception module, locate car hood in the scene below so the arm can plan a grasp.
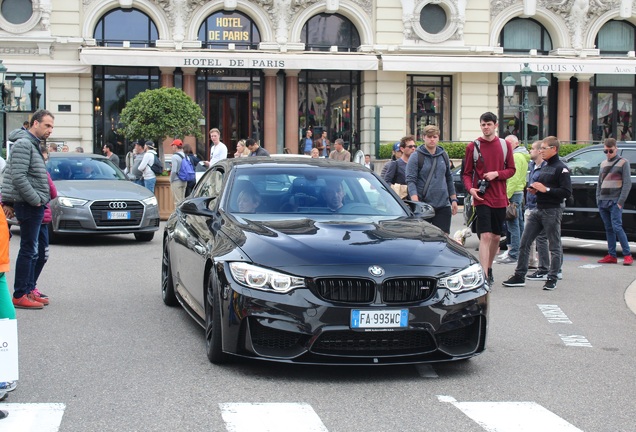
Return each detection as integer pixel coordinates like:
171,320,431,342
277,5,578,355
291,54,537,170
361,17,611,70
53,180,155,200
222,216,474,274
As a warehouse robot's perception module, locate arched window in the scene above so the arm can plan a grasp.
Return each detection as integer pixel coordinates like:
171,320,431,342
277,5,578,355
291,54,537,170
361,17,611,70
94,8,158,48
499,18,552,55
596,21,635,56
198,11,260,50
301,13,360,52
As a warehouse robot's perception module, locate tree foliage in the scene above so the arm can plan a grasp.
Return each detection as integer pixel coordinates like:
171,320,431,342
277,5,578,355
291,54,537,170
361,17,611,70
118,87,203,154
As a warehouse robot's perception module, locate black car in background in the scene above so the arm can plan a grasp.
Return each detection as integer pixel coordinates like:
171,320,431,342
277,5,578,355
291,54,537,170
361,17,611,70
561,143,636,241
162,157,489,365
451,165,466,205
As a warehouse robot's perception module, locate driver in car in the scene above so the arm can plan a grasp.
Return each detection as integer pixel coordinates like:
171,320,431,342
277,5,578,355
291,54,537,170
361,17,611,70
237,188,261,213
322,180,345,212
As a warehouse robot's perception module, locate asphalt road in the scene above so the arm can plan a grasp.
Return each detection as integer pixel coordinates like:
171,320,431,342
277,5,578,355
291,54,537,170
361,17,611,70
2,212,636,432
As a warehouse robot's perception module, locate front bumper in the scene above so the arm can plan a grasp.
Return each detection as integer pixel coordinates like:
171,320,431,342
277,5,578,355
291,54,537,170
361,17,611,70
216,269,489,365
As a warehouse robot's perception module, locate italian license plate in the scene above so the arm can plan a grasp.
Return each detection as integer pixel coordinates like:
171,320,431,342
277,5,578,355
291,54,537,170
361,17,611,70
351,309,408,329
107,211,130,220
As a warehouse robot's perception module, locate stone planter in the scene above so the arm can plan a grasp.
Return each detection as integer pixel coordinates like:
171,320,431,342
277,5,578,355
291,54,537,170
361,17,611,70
155,176,174,221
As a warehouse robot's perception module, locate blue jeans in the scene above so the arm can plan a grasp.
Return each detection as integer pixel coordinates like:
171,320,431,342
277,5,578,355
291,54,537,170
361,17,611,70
515,207,563,280
13,203,45,298
507,192,524,259
599,202,631,257
33,223,50,287
143,177,156,194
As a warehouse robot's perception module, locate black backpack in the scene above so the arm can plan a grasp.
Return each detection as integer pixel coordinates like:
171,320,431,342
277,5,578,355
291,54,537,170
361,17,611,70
150,154,163,175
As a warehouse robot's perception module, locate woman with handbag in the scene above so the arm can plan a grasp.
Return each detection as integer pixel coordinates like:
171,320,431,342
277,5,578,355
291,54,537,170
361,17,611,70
406,125,458,234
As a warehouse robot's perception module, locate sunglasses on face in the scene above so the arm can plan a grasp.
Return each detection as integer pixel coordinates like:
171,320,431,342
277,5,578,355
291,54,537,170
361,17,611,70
406,145,417,148
539,146,553,151
603,149,615,154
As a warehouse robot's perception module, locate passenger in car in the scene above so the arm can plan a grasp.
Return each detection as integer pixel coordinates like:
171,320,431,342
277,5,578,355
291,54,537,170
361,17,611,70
237,188,261,213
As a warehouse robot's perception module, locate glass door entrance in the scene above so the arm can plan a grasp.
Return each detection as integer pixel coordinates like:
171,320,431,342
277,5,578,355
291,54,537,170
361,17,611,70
593,92,633,142
209,92,250,157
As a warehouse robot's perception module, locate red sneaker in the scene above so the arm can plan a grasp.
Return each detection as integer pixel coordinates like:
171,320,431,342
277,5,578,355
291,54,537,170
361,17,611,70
624,255,633,266
12,295,44,309
598,255,617,264
29,292,49,306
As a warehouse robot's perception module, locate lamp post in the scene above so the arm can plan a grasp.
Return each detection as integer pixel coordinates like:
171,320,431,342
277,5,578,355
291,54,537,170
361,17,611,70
503,63,550,145
0,60,25,113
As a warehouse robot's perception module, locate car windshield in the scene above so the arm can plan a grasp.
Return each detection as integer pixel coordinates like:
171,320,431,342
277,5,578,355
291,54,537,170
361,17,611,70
47,157,126,181
226,166,406,217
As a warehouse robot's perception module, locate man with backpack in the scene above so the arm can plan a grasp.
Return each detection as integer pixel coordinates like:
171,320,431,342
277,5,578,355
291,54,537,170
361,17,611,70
170,139,195,205
462,112,516,285
137,140,160,194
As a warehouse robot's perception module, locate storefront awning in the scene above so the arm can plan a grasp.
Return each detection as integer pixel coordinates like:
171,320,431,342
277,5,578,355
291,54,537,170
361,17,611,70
80,48,379,71
381,54,636,75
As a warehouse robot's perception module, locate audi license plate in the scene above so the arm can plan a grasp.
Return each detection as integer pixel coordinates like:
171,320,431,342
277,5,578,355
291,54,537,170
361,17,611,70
107,211,130,220
351,309,408,329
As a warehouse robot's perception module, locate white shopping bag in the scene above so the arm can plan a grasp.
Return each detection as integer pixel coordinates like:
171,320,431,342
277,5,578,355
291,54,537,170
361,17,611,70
0,319,19,382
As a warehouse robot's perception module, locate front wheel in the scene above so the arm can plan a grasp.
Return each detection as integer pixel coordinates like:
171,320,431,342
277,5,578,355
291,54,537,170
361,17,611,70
134,232,154,242
205,270,228,364
161,237,178,306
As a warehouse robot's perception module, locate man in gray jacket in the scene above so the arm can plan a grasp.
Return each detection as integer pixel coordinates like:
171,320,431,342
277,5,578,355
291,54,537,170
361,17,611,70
1,110,54,309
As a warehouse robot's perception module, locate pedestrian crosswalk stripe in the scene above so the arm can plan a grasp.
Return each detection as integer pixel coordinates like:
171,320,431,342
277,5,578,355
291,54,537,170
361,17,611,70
0,403,65,432
438,396,582,431
220,403,328,432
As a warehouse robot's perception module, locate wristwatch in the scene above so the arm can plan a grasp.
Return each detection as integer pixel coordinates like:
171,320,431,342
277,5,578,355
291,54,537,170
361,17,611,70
451,198,458,203
545,187,551,193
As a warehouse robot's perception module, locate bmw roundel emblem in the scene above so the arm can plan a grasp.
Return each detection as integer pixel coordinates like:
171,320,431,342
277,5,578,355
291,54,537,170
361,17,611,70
368,265,385,277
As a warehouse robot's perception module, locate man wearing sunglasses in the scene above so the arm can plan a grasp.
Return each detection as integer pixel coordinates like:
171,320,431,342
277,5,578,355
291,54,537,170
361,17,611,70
596,138,632,265
503,136,572,291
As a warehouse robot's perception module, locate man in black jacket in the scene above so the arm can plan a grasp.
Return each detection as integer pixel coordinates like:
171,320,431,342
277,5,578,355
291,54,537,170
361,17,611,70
503,136,572,291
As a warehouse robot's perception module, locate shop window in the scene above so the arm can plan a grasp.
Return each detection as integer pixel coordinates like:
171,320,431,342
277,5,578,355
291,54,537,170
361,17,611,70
1,0,32,24
407,76,452,141
500,18,552,55
94,8,158,48
198,10,260,50
301,13,360,52
299,71,360,154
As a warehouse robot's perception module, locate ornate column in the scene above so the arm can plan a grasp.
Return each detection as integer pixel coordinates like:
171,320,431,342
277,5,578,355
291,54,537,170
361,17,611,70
575,74,593,144
285,70,300,154
160,67,175,88
263,70,278,154
556,74,572,142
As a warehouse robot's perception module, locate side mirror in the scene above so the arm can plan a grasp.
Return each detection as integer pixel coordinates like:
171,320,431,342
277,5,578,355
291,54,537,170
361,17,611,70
406,200,435,220
180,196,216,217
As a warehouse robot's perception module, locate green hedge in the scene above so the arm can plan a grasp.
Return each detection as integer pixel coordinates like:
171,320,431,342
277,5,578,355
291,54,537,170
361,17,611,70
377,141,590,160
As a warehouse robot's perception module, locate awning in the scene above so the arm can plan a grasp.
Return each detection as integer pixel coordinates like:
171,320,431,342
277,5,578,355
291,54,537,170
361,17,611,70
381,54,636,75
80,48,379,71
0,59,90,74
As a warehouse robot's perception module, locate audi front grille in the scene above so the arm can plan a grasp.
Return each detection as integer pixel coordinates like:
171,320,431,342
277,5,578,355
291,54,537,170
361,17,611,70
90,200,145,227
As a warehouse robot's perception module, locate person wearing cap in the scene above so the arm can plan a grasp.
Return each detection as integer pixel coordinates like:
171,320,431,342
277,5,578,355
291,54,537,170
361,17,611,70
383,136,416,198
170,139,187,205
137,140,157,193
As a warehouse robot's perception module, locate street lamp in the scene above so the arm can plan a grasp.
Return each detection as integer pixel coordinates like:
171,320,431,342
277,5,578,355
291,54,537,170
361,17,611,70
0,59,25,112
503,63,550,145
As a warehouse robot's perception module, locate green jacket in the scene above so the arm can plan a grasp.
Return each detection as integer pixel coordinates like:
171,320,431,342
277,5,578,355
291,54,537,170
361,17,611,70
506,148,530,198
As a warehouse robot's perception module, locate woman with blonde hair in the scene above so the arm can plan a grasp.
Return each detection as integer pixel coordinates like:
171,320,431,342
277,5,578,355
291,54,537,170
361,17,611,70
234,139,250,158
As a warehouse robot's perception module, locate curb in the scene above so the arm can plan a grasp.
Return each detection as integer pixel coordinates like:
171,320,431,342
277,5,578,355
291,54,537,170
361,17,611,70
625,278,636,316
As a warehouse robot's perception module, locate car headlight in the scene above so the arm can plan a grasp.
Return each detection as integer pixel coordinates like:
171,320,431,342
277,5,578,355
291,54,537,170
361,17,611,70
437,263,484,293
57,197,88,208
143,196,158,206
229,262,305,293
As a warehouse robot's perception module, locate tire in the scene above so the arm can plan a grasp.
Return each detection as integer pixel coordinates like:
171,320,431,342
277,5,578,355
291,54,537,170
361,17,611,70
205,270,228,364
134,232,154,242
161,237,178,306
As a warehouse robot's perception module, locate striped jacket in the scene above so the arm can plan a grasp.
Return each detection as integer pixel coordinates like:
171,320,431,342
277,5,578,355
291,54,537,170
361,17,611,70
596,156,631,208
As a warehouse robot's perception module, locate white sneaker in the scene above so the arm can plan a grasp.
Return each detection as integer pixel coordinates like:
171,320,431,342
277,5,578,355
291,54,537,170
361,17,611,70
497,251,509,260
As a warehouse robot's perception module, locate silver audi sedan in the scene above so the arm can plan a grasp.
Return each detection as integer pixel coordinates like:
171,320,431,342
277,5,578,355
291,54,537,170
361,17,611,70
46,152,160,242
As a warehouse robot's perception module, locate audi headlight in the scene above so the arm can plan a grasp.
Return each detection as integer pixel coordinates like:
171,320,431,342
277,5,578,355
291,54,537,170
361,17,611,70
229,262,305,293
143,196,158,206
437,263,484,293
57,197,88,208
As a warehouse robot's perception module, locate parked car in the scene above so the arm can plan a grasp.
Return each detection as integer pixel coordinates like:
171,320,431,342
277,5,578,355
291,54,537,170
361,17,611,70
451,165,466,205
162,156,489,365
561,142,636,241
46,153,160,242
